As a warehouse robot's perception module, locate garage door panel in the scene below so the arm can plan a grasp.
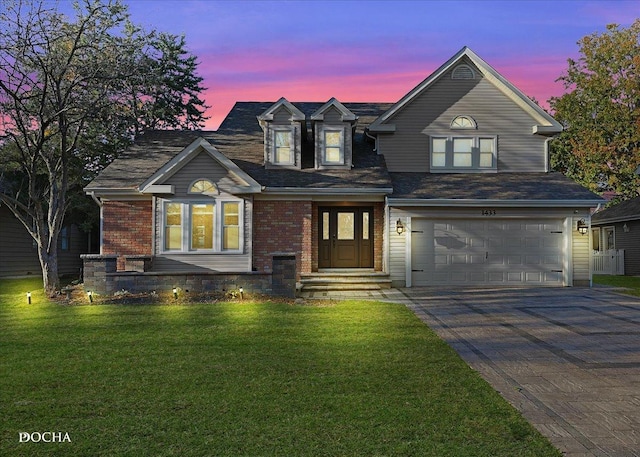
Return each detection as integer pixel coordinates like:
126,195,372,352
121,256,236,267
411,218,565,286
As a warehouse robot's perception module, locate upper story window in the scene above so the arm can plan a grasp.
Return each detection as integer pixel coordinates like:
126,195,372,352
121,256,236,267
189,179,216,194
322,128,344,164
450,115,477,129
431,136,496,171
273,129,294,165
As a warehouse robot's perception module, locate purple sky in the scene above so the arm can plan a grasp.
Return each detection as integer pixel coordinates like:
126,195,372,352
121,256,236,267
68,0,640,129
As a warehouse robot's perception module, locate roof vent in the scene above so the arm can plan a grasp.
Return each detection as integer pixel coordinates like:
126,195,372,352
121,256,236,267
452,64,475,80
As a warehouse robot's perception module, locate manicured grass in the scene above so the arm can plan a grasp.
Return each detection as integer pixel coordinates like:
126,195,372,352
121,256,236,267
593,274,640,296
1,278,560,456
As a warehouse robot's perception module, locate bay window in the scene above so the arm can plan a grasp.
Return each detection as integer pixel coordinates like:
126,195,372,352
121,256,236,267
162,199,243,253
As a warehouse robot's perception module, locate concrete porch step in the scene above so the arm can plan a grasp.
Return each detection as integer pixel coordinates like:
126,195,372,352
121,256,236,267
299,271,392,292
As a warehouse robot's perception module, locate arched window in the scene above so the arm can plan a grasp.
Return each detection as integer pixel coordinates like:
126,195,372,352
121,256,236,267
189,179,217,194
450,115,477,129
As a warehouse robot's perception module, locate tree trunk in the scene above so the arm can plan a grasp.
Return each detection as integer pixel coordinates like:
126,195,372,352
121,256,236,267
39,246,60,297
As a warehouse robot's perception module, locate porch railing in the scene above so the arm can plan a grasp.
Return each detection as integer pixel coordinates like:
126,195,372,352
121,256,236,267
592,250,625,275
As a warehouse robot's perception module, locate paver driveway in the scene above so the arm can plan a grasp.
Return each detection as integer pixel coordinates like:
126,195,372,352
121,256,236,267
399,287,640,457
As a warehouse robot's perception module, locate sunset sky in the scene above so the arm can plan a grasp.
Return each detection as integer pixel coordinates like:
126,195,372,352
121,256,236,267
67,0,640,129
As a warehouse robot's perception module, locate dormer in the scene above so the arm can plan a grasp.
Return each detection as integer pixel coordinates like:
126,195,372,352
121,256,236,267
311,98,357,170
257,97,306,169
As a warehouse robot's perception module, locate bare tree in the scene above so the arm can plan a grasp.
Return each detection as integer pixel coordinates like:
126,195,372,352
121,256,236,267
0,0,207,295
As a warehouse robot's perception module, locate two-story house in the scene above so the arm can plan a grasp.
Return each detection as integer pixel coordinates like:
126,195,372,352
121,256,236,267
84,47,602,295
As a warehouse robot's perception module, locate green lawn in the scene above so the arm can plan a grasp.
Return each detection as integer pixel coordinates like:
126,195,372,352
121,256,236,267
593,274,640,296
0,278,560,456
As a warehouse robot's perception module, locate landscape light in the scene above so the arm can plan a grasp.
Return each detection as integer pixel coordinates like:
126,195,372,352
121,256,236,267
173,287,178,299
26,292,31,304
87,290,93,303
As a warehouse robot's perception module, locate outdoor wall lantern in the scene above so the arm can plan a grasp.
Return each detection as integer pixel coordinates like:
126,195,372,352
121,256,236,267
577,219,588,236
623,223,630,233
26,291,31,304
396,218,406,235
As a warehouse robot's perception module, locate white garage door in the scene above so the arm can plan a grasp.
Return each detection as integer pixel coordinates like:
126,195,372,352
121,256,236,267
411,219,565,286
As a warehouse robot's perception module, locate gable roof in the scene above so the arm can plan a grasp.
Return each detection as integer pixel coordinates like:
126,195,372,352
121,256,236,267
369,46,562,135
310,97,357,122
139,137,262,194
257,97,305,122
592,195,640,224
85,102,395,197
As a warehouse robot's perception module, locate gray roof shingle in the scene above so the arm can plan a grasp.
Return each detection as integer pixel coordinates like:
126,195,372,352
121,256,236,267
86,102,394,192
389,172,602,201
85,101,602,206
592,196,640,223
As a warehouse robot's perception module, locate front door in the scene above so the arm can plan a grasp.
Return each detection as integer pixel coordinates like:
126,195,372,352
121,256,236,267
318,207,373,268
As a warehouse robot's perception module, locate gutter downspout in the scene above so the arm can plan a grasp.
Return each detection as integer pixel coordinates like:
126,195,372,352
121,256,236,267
364,129,379,153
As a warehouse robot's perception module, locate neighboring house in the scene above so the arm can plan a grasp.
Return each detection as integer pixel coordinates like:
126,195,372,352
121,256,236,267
84,47,602,294
591,196,640,276
0,203,88,279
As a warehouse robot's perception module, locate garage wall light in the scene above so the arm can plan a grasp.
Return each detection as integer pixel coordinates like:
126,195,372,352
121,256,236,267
576,219,588,236
396,218,406,235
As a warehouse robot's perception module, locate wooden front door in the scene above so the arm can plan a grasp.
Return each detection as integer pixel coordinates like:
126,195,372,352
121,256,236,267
318,207,373,268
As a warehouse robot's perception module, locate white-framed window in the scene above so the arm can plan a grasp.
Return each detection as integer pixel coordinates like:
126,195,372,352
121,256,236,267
450,115,477,129
189,179,217,194
322,128,344,165
161,198,243,253
273,129,294,165
430,136,496,171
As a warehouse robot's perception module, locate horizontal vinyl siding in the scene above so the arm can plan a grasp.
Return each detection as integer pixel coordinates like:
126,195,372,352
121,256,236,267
161,151,246,197
0,206,87,278
380,66,547,173
572,217,591,285
615,221,640,276
0,206,41,277
152,253,250,272
389,208,408,286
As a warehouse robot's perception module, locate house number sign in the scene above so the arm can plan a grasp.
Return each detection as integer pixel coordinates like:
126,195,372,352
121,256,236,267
481,209,497,216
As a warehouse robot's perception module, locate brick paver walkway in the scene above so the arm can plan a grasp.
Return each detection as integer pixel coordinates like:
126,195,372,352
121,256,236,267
399,287,640,457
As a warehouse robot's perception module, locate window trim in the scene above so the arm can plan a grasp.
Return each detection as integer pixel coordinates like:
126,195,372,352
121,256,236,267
430,135,497,172
188,178,217,195
160,198,244,254
321,126,345,165
604,226,615,250
272,127,295,166
450,115,477,129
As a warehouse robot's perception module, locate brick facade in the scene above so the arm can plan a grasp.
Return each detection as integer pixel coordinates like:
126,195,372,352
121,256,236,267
102,200,153,270
253,200,312,277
